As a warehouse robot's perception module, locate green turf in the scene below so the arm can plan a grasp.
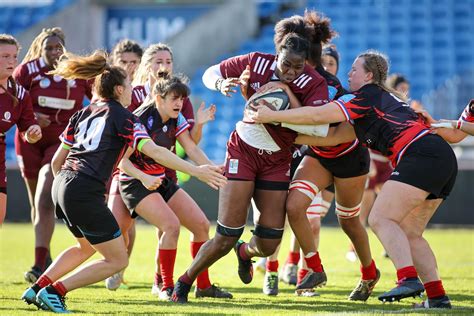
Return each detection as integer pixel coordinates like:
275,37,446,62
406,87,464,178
1,223,473,315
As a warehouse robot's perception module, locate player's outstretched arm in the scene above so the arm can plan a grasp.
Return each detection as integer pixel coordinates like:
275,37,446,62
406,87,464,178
118,148,162,191
177,130,213,166
51,145,69,176
295,121,356,146
138,139,227,190
431,119,471,143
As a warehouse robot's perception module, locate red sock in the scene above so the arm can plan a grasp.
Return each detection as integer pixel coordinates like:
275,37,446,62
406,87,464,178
191,241,212,289
424,280,446,299
52,281,67,296
159,249,177,290
239,242,250,261
297,269,308,284
287,251,300,265
266,260,279,273
396,265,418,281
361,259,377,280
35,275,53,289
34,247,49,271
304,252,323,273
154,273,163,286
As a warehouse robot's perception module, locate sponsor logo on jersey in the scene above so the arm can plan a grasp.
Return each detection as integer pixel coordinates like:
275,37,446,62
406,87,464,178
67,79,76,88
53,74,63,82
391,171,400,176
39,78,51,89
2,111,11,122
228,159,239,174
147,116,153,129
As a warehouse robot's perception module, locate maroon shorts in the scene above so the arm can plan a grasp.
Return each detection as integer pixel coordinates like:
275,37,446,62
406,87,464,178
368,159,393,189
224,131,291,190
0,140,6,190
15,124,64,179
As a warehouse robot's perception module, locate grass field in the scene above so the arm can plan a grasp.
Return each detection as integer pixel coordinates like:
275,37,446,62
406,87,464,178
1,223,473,315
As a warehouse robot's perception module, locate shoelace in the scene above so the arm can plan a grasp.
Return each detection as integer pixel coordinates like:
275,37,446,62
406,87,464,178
267,275,277,288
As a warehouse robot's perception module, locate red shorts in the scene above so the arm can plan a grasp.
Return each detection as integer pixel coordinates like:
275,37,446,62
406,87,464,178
368,159,393,189
15,124,64,179
224,131,291,190
0,141,6,190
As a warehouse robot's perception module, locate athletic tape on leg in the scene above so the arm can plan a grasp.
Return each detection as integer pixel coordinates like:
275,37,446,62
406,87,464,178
335,202,361,219
289,180,319,201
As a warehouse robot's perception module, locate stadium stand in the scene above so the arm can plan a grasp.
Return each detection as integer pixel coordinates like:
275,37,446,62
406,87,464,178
189,0,474,163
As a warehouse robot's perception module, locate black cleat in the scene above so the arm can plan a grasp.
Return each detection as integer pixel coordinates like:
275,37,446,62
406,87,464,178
349,269,381,301
171,280,192,304
378,278,424,303
295,269,327,295
195,284,233,299
234,240,253,284
24,266,42,284
413,295,452,309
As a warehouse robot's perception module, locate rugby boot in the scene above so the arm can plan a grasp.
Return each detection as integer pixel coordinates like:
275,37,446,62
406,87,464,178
24,266,42,284
413,295,452,309
295,268,327,295
279,263,298,286
234,240,253,284
36,286,70,313
195,284,233,299
263,272,279,296
21,286,47,310
349,268,381,301
378,277,424,302
171,280,192,304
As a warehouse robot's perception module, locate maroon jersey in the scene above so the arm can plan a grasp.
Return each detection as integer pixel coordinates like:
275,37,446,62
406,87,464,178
13,57,92,128
459,99,474,123
311,65,359,158
0,82,37,188
334,84,430,166
0,81,37,138
60,99,150,184
120,102,190,181
220,52,328,151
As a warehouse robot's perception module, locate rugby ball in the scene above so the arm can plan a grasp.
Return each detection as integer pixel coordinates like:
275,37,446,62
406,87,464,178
245,88,290,113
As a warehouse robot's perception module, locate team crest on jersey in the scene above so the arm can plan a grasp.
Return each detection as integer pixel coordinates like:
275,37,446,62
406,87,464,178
2,111,11,122
147,116,154,129
162,125,168,133
53,74,63,82
39,78,51,89
67,79,76,88
250,82,261,91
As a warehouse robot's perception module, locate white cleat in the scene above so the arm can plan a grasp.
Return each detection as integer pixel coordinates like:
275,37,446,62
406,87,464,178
151,283,163,296
105,271,124,291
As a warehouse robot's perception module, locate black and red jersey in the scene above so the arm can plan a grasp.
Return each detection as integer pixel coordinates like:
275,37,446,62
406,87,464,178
310,65,359,158
459,99,474,123
335,84,430,166
60,99,150,184
120,102,190,180
220,52,328,151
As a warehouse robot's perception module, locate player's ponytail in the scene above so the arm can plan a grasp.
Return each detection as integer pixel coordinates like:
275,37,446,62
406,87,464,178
50,51,127,100
0,34,20,106
358,50,406,101
152,72,190,99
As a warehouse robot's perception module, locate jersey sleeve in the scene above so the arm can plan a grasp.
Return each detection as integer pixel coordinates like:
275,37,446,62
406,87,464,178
175,112,191,137
302,78,329,107
219,53,254,79
12,64,30,89
334,91,372,121
459,99,474,123
117,112,151,150
59,111,80,148
16,89,37,132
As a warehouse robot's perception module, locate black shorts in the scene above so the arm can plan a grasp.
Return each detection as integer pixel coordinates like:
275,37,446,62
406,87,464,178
306,145,370,179
52,170,121,245
290,145,308,179
390,134,457,199
119,176,180,218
